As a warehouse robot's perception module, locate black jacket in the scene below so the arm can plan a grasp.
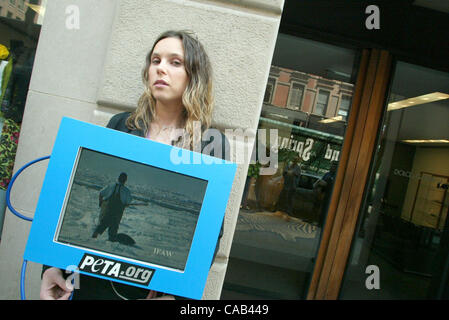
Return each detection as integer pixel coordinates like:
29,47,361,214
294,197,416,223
107,112,230,159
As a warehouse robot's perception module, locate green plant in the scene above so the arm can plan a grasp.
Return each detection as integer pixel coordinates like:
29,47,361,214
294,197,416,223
247,162,261,178
278,148,299,163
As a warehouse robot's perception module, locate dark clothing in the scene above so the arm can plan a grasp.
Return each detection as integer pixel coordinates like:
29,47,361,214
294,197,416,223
93,183,130,241
318,170,336,227
44,112,228,300
321,171,335,204
1,64,32,123
283,163,301,190
278,162,301,213
107,112,231,158
106,112,146,137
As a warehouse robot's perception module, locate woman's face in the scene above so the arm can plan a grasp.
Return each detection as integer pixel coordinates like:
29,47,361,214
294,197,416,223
148,37,189,107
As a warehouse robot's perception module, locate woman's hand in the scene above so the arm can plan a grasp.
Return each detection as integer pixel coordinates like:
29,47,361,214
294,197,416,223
144,290,175,300
40,267,73,300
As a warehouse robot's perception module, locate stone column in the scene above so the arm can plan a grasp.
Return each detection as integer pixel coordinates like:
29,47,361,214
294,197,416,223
0,0,283,299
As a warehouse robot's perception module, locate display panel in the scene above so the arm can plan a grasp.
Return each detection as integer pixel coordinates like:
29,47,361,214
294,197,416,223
24,117,236,299
56,147,208,272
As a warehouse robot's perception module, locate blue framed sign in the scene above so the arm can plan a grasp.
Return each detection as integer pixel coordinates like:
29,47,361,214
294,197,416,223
24,117,236,299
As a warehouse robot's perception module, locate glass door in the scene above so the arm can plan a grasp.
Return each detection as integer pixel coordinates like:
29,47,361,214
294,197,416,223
221,34,361,299
340,62,449,299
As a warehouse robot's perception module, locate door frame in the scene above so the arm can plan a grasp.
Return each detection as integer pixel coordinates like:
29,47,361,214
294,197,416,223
307,49,393,299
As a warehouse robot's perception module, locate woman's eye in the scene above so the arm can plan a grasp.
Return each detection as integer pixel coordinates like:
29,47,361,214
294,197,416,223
172,59,183,66
151,58,160,64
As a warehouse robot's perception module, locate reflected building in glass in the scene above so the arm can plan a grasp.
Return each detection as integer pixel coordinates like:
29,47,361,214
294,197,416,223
223,34,358,299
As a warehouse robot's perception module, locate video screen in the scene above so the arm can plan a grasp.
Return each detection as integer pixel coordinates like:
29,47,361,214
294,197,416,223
55,148,208,271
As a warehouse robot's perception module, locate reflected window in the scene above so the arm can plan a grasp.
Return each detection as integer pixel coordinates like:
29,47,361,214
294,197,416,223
315,90,330,115
338,95,351,120
264,77,276,104
18,0,25,11
288,82,305,110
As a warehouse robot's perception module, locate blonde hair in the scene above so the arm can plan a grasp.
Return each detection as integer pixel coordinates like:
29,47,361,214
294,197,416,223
126,30,214,149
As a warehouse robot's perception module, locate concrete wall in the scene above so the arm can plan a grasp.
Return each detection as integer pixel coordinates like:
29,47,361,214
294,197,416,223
0,0,283,299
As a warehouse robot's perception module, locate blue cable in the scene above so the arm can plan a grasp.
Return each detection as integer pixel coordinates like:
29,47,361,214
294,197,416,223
20,260,28,300
6,155,50,222
5,155,73,300
7,156,49,300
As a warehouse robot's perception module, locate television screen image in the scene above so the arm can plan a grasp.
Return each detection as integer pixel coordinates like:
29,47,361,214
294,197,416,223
55,148,208,272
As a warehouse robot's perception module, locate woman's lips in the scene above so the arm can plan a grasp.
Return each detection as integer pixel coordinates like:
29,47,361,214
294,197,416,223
154,80,168,87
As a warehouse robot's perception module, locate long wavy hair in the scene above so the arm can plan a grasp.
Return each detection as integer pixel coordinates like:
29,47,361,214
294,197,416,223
126,30,214,149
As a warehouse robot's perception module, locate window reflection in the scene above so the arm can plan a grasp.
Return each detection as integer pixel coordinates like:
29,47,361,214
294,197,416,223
0,0,46,237
222,34,358,299
0,0,45,23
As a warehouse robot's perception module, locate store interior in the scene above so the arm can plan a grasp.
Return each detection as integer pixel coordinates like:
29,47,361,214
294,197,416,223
340,62,449,299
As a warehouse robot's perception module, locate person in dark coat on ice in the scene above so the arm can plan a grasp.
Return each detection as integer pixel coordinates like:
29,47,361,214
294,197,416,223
92,172,132,241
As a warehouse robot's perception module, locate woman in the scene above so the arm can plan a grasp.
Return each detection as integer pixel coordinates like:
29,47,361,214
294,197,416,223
41,30,227,300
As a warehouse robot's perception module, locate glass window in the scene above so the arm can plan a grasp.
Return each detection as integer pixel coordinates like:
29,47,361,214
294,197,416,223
315,90,330,115
338,95,351,120
288,82,305,110
18,1,25,11
0,0,47,237
339,62,449,299
222,33,359,299
264,77,276,104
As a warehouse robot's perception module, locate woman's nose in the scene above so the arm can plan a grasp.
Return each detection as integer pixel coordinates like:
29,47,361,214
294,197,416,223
156,61,168,74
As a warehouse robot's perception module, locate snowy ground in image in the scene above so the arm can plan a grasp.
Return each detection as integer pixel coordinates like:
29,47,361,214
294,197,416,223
57,169,201,271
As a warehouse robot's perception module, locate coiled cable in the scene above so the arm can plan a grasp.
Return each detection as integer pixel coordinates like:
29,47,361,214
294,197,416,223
6,155,73,300
6,155,50,221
